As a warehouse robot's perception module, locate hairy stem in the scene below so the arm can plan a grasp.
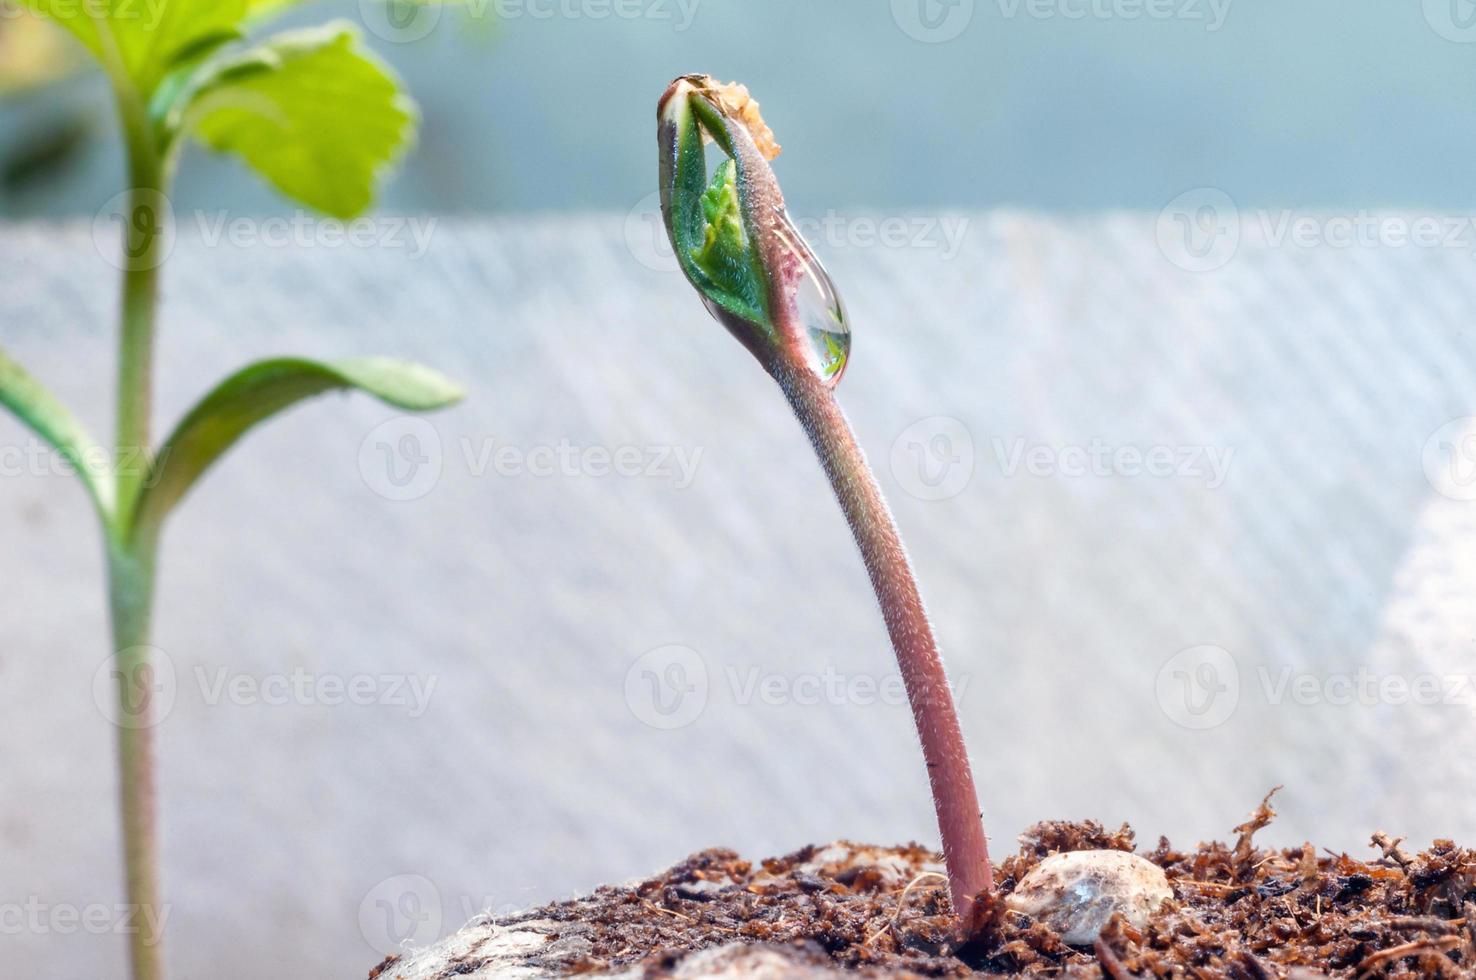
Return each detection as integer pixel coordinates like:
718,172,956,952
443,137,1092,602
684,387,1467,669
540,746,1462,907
107,541,165,980
771,359,993,921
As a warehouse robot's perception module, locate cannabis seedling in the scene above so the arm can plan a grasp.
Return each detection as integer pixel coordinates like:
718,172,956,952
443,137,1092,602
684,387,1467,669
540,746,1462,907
0,6,460,979
657,75,993,922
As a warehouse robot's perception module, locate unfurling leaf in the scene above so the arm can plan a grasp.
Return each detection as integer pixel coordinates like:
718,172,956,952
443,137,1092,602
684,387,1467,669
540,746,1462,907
180,23,418,219
132,356,462,535
658,74,851,386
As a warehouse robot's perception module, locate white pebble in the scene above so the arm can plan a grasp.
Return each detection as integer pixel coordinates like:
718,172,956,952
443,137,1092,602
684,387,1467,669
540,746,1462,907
1004,849,1172,945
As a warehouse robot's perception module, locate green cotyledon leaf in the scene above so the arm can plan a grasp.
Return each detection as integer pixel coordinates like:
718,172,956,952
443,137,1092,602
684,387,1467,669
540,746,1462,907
130,356,462,537
0,345,113,519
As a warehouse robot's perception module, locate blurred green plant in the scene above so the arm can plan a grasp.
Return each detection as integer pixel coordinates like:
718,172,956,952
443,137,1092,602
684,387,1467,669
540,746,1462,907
0,4,461,979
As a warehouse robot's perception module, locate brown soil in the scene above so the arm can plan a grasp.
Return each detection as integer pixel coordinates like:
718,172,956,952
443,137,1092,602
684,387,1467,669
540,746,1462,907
371,792,1476,978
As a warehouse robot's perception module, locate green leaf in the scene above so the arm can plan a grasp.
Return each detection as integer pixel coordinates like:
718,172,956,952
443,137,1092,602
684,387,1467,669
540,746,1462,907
22,0,249,97
131,356,461,534
181,22,417,219
690,159,766,326
0,346,113,518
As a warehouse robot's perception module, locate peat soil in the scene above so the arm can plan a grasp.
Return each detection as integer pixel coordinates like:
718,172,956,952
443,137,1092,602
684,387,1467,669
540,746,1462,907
371,793,1476,977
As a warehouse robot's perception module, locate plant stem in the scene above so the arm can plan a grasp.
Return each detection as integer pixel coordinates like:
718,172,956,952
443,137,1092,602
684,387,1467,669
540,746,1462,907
114,126,163,522
771,358,993,922
107,540,164,980
111,85,168,980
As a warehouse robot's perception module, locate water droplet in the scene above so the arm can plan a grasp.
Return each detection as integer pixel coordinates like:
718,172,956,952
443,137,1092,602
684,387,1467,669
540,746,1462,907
770,209,850,386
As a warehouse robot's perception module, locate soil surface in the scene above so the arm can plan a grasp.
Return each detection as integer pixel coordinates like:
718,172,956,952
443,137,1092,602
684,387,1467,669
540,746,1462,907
371,793,1476,978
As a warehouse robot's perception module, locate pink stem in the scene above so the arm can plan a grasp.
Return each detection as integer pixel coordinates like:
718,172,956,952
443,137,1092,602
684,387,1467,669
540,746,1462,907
768,357,994,921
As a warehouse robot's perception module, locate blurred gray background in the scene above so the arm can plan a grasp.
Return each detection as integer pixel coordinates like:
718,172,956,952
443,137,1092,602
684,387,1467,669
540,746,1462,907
4,2,1476,979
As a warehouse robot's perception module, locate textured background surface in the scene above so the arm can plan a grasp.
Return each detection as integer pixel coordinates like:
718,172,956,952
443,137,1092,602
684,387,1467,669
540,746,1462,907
3,215,1476,977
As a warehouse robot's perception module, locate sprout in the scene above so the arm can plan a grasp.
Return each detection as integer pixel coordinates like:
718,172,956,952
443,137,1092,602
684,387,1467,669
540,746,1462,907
657,75,994,924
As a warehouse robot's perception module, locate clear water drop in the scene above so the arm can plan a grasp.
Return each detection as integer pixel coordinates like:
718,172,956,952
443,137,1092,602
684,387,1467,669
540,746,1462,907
770,208,851,386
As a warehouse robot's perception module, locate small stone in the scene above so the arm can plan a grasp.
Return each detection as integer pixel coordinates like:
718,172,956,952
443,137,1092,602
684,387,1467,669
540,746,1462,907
1004,849,1171,945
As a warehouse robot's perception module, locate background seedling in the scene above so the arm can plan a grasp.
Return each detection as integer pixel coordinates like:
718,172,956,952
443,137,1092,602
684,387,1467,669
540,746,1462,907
657,74,993,923
0,5,460,978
